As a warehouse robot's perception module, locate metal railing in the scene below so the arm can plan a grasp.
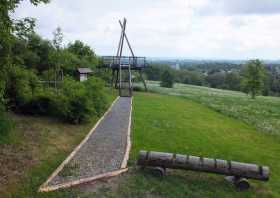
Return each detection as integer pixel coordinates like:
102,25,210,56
100,56,146,68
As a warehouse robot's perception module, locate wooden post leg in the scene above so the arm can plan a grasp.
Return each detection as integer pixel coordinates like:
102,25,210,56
139,70,147,91
115,70,119,89
151,167,166,177
111,69,115,90
225,176,250,191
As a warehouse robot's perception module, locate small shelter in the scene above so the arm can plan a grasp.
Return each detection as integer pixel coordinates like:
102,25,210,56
77,68,93,81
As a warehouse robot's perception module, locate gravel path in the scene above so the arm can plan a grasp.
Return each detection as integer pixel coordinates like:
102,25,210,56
48,97,132,186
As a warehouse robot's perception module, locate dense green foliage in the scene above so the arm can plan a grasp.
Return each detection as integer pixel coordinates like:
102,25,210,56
242,59,266,99
145,64,170,81
0,0,49,139
54,77,108,124
1,33,106,123
7,75,108,124
5,65,40,111
160,69,174,88
0,0,108,138
145,61,280,96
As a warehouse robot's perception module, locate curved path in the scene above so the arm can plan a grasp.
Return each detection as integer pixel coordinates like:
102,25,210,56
39,97,132,192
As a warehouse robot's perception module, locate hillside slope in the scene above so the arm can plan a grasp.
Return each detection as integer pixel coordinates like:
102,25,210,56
147,81,280,135
78,92,280,197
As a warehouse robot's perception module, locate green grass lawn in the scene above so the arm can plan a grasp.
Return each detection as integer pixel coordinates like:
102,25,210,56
146,81,280,135
78,92,280,198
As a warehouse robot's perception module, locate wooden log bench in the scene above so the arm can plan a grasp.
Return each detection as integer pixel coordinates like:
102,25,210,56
137,150,270,190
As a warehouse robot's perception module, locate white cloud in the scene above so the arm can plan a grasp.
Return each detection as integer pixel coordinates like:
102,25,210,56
13,0,280,59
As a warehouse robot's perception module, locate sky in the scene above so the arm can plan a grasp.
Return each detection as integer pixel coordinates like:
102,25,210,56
14,0,280,60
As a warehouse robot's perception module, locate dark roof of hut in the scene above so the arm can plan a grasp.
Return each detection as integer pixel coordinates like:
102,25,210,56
77,68,93,74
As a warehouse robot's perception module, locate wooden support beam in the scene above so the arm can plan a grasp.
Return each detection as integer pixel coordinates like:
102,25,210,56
115,69,119,89
111,69,116,90
139,70,147,92
119,19,135,57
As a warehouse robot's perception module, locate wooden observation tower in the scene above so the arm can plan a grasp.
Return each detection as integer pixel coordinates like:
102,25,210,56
99,18,147,97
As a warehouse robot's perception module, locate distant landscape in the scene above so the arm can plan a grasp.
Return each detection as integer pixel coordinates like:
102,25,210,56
147,57,280,65
144,58,280,97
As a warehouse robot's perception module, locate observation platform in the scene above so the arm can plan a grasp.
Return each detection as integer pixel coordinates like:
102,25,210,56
99,56,147,70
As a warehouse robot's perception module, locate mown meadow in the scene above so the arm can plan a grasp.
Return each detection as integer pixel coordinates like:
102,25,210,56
147,81,280,135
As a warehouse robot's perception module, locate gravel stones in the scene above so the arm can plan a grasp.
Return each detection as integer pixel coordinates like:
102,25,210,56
48,97,132,186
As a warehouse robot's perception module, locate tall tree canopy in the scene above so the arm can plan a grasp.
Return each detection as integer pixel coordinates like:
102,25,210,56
0,0,50,136
160,69,175,88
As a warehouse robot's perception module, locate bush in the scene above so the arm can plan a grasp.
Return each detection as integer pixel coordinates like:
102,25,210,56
54,77,108,124
5,65,40,111
20,88,56,115
53,77,93,124
4,65,109,124
85,77,108,115
160,70,174,88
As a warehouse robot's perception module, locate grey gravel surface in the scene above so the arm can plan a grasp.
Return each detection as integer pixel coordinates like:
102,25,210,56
48,97,131,186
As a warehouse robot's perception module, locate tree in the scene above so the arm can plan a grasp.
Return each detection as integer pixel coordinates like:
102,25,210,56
52,27,63,50
0,0,49,136
160,70,174,88
225,72,241,91
242,59,266,99
67,40,98,68
0,0,49,67
68,40,95,58
144,64,170,81
0,0,50,94
206,72,226,88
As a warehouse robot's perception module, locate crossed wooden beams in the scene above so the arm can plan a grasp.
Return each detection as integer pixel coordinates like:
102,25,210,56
112,18,147,93
117,18,135,58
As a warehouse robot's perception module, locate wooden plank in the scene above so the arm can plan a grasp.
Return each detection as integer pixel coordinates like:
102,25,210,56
39,168,128,192
121,97,133,168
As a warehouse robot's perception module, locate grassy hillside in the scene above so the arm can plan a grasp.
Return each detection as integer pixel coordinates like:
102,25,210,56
146,81,280,135
79,92,280,197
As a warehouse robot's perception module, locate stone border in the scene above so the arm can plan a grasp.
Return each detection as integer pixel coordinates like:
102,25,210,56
39,96,132,192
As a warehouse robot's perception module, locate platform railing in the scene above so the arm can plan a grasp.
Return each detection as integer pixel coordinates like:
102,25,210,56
100,56,146,68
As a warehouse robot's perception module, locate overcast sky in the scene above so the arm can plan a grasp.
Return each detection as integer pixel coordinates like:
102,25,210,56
14,0,280,59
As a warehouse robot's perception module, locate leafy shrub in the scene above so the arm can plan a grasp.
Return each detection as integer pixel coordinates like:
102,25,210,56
160,70,174,88
53,77,93,124
53,77,108,124
5,65,40,111
84,77,108,115
20,88,56,115
4,65,109,124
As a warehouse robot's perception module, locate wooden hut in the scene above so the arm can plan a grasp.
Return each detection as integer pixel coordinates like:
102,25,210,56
77,68,93,81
